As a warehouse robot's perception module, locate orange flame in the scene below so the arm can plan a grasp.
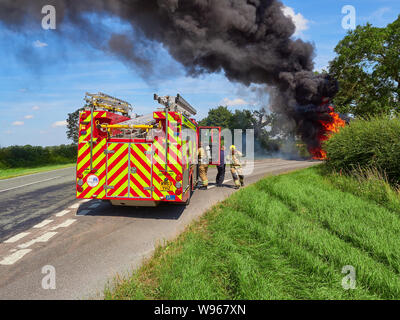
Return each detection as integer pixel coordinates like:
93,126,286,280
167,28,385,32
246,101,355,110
309,106,346,160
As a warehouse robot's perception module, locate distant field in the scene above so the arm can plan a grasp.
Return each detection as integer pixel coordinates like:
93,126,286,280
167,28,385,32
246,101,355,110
105,166,400,300
0,163,75,180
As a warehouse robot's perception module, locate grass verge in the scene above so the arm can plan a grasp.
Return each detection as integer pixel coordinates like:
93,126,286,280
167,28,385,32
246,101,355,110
105,166,400,300
0,163,75,180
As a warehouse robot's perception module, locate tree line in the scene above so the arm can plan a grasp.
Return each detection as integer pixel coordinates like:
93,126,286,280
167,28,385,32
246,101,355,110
0,144,77,169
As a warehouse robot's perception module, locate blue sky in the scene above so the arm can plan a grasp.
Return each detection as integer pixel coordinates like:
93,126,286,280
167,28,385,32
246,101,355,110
0,0,399,147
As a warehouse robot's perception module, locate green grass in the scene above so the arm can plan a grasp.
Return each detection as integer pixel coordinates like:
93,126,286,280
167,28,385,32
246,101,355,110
0,163,75,180
105,166,400,300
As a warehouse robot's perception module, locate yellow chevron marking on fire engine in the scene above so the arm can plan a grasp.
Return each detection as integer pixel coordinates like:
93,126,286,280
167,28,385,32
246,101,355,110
131,144,152,181
182,115,196,130
165,139,181,168
131,168,149,191
78,138,106,171
105,150,127,187
77,144,90,169
113,178,129,197
92,141,106,168
131,180,147,198
108,159,129,197
153,141,181,177
106,145,128,179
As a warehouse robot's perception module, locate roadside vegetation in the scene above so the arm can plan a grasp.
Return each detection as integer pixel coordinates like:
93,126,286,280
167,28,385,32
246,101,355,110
324,115,400,185
105,166,400,300
0,144,77,169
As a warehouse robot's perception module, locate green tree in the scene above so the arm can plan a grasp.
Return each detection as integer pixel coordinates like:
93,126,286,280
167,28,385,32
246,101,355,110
199,106,282,152
230,109,254,130
198,106,233,128
329,16,400,117
66,108,84,144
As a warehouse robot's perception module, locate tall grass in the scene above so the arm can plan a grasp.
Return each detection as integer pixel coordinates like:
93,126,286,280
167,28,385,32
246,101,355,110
324,115,400,184
105,167,400,300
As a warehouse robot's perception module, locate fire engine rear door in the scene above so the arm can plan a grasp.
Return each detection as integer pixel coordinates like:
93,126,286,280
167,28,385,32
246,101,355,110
105,143,130,198
197,126,222,165
129,143,153,199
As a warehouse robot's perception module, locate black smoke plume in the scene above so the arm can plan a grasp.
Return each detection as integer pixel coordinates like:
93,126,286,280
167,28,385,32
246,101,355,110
0,0,338,151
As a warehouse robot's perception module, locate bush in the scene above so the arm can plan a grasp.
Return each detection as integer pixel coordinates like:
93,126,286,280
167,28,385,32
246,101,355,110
324,115,400,184
0,144,78,168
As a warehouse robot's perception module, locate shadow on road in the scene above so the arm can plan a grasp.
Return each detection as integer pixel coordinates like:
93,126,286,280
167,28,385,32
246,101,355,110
77,200,186,220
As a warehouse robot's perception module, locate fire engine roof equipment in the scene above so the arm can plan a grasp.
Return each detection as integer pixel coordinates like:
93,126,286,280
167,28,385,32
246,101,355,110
85,92,133,116
154,94,197,116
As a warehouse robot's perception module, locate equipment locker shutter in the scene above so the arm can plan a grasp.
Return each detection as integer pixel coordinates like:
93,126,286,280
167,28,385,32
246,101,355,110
129,143,153,199
105,143,129,198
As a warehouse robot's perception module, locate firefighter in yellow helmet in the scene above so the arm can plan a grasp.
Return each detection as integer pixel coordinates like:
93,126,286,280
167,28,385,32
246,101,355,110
228,145,244,189
198,141,209,190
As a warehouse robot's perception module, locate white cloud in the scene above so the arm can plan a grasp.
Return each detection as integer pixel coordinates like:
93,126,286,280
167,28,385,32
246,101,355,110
52,120,67,128
24,115,34,119
12,121,24,126
32,106,40,110
221,98,248,106
282,6,309,37
33,40,48,48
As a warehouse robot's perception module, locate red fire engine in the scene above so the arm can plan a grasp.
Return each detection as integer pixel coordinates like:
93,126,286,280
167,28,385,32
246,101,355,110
76,92,221,206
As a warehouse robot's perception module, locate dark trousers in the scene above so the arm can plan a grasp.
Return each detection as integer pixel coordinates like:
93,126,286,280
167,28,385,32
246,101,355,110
216,165,226,186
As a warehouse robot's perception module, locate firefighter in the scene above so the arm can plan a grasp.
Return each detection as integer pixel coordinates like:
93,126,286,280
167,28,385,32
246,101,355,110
198,142,209,190
216,145,226,187
228,145,244,189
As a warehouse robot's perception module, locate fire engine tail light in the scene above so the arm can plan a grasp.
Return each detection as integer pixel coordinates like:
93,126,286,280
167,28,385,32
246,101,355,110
176,174,183,182
77,173,83,179
77,185,83,193
175,181,182,189
175,188,182,195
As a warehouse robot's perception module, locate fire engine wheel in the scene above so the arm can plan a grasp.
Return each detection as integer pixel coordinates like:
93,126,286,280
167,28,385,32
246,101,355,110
181,177,193,206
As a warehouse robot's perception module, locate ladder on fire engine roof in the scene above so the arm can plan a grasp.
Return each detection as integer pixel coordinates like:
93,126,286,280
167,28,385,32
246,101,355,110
154,94,197,117
85,92,133,116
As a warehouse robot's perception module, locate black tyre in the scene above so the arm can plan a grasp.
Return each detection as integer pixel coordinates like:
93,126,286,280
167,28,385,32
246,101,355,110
181,177,193,206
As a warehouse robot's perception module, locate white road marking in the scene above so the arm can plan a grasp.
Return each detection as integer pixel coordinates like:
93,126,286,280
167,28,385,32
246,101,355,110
33,219,53,229
18,232,58,249
76,210,90,216
55,210,70,217
50,219,76,230
69,203,80,209
0,176,61,193
0,249,32,265
4,232,30,244
80,199,91,203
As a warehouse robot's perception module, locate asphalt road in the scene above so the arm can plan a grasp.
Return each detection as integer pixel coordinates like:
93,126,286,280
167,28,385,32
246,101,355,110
0,159,318,300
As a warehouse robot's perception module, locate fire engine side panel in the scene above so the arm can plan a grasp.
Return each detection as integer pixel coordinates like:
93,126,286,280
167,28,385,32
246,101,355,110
152,111,183,202
76,110,107,199
105,143,130,198
181,114,198,194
